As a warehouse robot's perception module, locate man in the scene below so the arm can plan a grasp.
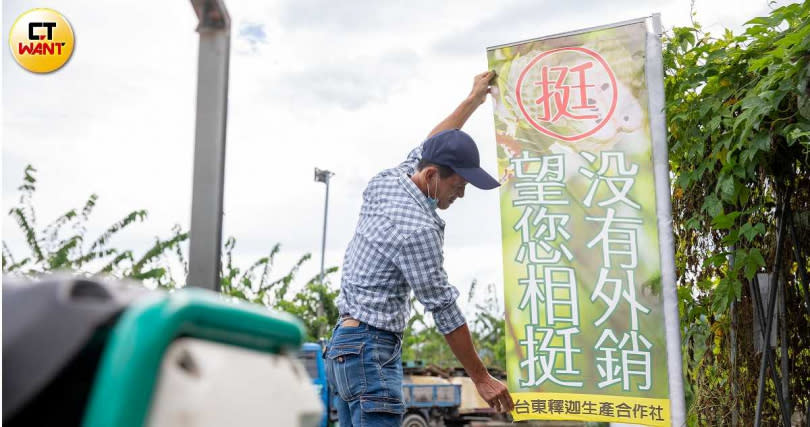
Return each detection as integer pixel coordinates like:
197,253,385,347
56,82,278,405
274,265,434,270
325,71,514,426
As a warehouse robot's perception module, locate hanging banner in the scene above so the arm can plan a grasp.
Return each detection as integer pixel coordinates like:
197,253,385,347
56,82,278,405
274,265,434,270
487,16,684,426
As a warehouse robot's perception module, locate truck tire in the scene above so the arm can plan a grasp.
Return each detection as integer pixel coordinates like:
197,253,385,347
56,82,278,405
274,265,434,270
402,413,429,427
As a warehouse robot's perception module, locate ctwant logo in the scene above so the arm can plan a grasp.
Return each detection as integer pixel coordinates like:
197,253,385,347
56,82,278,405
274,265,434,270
9,9,75,73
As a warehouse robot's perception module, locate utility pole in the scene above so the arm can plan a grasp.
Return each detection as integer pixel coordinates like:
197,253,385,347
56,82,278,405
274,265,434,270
314,168,334,337
187,0,230,291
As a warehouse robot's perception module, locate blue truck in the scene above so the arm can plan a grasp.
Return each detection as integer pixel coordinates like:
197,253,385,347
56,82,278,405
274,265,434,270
299,343,463,427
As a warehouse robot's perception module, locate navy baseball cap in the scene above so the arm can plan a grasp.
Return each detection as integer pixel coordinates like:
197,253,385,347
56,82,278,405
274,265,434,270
421,129,500,190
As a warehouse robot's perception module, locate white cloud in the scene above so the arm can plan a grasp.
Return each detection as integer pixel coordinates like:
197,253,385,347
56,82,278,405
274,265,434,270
271,48,421,110
277,0,442,33
433,0,667,56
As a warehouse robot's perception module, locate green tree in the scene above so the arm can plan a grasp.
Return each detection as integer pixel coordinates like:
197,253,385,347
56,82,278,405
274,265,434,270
218,236,340,341
664,2,810,424
3,165,187,286
2,165,341,342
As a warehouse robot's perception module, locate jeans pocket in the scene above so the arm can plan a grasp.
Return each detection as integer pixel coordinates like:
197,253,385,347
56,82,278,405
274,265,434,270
378,335,401,368
326,343,366,401
360,396,405,415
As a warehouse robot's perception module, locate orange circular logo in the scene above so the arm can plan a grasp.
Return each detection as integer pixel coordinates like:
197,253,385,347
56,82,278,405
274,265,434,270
516,47,618,142
9,8,75,73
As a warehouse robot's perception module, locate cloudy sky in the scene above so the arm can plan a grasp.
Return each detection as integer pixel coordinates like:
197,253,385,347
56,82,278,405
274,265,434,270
2,0,792,315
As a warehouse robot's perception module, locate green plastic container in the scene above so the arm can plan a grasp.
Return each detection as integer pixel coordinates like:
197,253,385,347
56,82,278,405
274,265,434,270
82,288,305,427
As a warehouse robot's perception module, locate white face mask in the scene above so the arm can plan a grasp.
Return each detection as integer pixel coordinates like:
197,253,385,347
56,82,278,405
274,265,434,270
426,175,439,210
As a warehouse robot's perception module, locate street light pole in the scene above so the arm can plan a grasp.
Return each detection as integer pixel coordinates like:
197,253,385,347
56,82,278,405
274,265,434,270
187,0,230,291
314,168,334,338
314,168,334,284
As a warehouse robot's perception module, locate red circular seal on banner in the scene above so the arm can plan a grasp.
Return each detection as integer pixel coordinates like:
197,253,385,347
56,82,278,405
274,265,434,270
516,47,618,142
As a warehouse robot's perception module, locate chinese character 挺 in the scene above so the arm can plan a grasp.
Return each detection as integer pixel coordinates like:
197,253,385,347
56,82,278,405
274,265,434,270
519,324,583,388
534,62,599,122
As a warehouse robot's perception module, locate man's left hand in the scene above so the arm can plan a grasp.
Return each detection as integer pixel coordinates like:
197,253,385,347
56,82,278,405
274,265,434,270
473,373,515,413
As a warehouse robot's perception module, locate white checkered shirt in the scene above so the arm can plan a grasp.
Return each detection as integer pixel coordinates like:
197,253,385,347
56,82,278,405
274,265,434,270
336,144,466,334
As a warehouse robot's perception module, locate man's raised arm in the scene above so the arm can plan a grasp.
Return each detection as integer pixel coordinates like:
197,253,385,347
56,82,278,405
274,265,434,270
427,71,495,138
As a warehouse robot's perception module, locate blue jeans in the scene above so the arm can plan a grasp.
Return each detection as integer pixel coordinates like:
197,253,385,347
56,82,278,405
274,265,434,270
325,320,405,426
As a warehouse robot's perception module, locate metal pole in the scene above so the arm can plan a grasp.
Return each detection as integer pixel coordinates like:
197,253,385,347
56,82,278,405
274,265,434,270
320,175,330,284
749,273,788,421
314,168,334,338
314,168,334,283
187,0,230,291
646,13,687,426
755,197,791,426
788,205,810,318
778,271,791,420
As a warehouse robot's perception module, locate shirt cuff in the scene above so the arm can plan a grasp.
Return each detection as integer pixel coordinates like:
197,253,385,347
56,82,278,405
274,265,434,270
432,302,466,335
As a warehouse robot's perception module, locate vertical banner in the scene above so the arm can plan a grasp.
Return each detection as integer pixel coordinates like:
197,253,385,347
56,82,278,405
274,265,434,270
488,17,684,426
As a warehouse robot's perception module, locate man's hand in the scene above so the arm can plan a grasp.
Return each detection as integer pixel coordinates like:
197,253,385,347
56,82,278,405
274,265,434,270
427,70,495,137
472,373,514,413
468,71,495,106
442,323,515,413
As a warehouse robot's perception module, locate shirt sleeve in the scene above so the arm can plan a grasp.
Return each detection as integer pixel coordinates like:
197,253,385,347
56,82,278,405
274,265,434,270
395,143,424,176
392,227,466,334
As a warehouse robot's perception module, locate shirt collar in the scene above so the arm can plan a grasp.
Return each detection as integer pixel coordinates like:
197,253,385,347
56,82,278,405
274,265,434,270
398,173,445,229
